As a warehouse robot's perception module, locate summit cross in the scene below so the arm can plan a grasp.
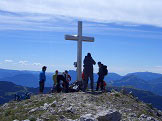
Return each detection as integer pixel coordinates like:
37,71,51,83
65,21,94,82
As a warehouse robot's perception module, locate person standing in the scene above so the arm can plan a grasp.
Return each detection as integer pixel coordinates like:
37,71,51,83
96,62,108,91
63,70,71,89
83,53,96,92
39,66,47,94
51,70,58,93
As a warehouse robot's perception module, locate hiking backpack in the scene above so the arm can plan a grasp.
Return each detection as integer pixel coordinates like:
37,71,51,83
103,65,108,76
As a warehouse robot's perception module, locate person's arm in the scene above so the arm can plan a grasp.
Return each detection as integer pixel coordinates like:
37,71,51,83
98,69,101,75
39,73,42,81
92,58,96,65
68,75,71,81
83,58,86,65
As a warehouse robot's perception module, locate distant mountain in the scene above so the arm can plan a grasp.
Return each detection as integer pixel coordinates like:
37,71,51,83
109,75,162,96
149,77,162,84
126,72,162,81
104,72,122,82
0,68,122,87
1,74,38,87
111,75,150,90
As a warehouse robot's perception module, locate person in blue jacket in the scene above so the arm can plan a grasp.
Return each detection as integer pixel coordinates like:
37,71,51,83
39,66,47,93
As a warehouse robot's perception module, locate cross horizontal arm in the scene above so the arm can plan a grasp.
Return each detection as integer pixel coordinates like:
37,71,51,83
65,35,94,42
65,35,78,40
82,36,94,42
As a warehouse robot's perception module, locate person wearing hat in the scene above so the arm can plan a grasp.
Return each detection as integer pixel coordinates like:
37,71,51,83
39,66,47,93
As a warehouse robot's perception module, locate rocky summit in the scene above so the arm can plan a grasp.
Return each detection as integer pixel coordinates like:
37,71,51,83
0,91,162,121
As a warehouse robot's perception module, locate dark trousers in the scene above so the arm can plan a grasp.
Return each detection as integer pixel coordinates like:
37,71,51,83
39,81,45,93
56,75,69,93
83,71,94,91
96,75,104,91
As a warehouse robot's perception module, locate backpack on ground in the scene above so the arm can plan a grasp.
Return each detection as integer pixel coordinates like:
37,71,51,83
103,65,108,76
69,81,83,92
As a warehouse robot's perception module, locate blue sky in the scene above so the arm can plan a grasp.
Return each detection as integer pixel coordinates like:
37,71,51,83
0,0,162,75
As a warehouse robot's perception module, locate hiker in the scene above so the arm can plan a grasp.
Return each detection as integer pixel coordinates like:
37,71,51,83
96,62,108,91
83,53,96,92
39,66,47,94
56,73,69,93
52,70,58,93
62,70,71,89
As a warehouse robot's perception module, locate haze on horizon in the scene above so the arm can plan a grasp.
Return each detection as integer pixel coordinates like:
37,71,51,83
0,0,162,75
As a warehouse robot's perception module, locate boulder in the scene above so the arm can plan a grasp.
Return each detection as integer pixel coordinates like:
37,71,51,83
97,110,121,121
80,114,97,121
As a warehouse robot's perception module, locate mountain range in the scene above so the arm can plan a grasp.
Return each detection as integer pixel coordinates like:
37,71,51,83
0,68,162,96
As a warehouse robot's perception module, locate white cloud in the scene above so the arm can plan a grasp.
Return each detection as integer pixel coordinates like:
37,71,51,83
32,63,42,66
18,61,28,65
4,60,13,63
0,0,162,31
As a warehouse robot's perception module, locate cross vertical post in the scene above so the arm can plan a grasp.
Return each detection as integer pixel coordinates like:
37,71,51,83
65,21,94,82
77,21,82,81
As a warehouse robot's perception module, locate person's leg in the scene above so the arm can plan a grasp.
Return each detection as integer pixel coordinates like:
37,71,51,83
90,73,94,91
83,73,88,92
61,75,69,93
96,77,101,91
57,75,61,93
66,82,69,93
39,81,43,93
42,81,45,93
100,76,104,91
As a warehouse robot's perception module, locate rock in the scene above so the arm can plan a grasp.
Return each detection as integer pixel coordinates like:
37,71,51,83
80,114,97,121
129,113,137,117
41,112,51,120
29,107,39,113
139,114,159,121
2,103,9,109
140,114,148,119
36,118,43,121
43,103,49,110
97,109,121,121
146,116,158,121
39,103,50,111
49,101,57,107
67,106,76,114
23,120,30,121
